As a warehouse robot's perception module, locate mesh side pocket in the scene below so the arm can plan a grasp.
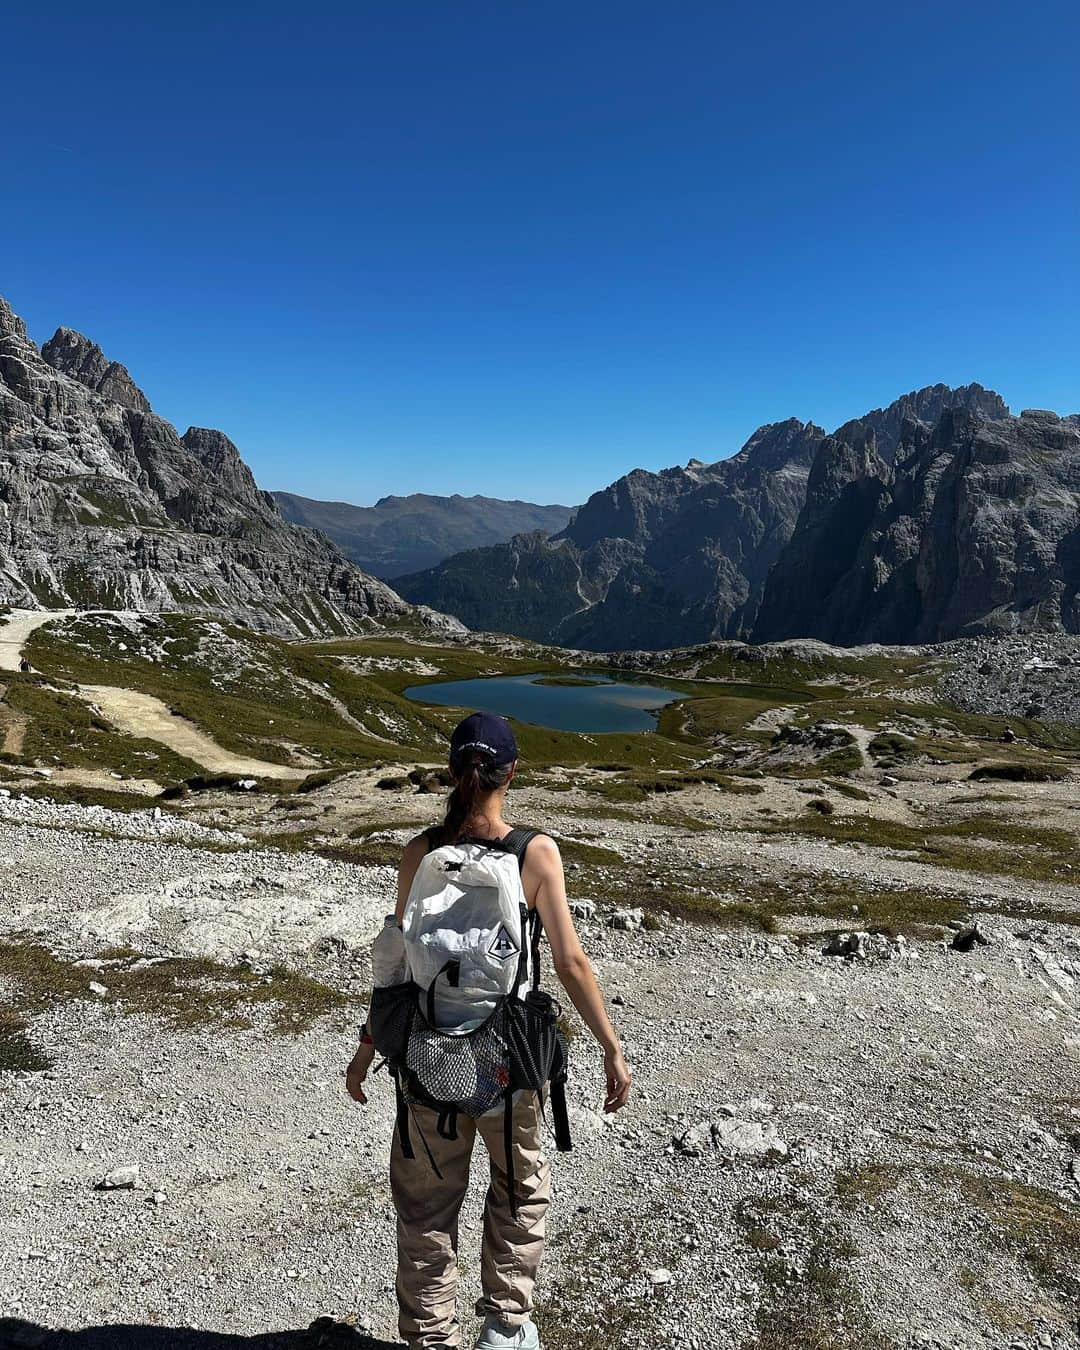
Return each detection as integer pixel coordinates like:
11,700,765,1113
406,1009,512,1116
504,991,560,1092
369,982,418,1061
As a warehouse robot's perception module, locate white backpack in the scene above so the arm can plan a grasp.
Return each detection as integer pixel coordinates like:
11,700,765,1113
367,827,573,1202
402,831,537,1033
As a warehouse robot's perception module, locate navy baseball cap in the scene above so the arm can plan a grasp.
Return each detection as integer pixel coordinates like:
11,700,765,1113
449,711,518,767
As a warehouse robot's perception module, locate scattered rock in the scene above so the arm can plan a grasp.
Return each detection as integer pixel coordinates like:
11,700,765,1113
607,907,644,932
824,930,907,962
951,923,991,952
97,1163,140,1190
713,1117,789,1160
675,1117,788,1160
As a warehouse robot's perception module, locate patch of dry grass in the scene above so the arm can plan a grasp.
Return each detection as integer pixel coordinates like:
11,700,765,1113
0,939,354,1048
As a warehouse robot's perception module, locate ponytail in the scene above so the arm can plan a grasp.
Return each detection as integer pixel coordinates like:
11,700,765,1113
434,751,513,846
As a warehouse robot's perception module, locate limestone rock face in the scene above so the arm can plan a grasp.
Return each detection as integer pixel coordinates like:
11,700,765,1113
0,295,430,637
756,406,1080,643
833,382,1009,463
41,326,152,414
398,384,1027,649
398,420,823,644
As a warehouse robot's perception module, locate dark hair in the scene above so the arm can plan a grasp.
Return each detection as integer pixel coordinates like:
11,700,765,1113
434,751,513,845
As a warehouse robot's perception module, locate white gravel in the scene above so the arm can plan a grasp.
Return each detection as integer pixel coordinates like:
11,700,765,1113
2,797,1080,1349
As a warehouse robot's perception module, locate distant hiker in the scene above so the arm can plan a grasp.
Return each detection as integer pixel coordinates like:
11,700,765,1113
1002,726,1016,743
18,657,31,673
347,711,631,1350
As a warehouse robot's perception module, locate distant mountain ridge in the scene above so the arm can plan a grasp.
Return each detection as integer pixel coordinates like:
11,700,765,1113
396,383,1079,648
0,295,452,638
273,490,573,577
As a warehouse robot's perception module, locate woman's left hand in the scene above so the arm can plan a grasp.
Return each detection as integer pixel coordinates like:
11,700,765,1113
346,1041,376,1103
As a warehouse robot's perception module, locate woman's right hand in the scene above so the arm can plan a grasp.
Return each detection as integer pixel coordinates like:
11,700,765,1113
603,1044,632,1113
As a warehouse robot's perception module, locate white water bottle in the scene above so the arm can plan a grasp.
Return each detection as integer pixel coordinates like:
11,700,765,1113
371,914,406,987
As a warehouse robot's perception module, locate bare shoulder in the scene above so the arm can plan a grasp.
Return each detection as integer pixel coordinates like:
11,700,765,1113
399,831,431,878
525,832,562,870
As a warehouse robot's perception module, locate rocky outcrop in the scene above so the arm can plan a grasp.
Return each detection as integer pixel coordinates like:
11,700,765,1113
273,490,573,578
41,326,152,414
833,382,1009,463
0,295,436,637
398,385,1020,649
756,406,1080,643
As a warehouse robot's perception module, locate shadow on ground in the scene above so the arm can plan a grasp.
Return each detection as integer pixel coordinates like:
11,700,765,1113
0,1320,403,1350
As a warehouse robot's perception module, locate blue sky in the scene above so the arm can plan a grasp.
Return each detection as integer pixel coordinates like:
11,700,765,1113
4,1,1078,506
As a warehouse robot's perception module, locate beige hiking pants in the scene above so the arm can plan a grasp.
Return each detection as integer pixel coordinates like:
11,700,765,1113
390,1090,551,1349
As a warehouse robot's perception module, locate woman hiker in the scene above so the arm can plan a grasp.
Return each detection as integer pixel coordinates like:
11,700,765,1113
346,711,632,1350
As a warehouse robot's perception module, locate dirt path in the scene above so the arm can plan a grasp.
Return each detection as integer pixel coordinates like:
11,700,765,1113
1,801,1077,1347
77,684,302,780
0,608,76,671
844,722,876,773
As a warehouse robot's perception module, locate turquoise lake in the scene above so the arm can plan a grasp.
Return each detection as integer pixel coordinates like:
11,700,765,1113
402,672,684,733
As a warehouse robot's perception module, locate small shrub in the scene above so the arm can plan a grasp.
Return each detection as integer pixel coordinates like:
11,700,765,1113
969,761,1067,783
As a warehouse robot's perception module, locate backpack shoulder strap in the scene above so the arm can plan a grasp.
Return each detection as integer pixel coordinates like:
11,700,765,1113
498,828,551,991
498,827,542,872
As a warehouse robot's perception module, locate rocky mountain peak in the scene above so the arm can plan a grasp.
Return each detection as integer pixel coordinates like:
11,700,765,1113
0,296,27,339
835,382,1010,463
0,291,452,638
41,326,152,414
181,427,266,505
737,419,825,472
399,380,1074,650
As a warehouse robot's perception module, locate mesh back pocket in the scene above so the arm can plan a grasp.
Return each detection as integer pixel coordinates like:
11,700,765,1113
406,1011,511,1116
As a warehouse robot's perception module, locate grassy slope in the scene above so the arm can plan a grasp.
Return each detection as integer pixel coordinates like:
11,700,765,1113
18,618,1080,789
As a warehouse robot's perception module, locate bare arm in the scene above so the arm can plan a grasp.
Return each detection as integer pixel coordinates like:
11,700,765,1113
524,834,632,1112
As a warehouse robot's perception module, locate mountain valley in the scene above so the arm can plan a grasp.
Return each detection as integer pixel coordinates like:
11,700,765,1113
273,490,573,578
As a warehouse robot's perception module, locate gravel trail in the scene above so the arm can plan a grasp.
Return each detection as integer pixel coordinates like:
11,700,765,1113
77,685,302,781
2,798,1079,1350
0,609,76,671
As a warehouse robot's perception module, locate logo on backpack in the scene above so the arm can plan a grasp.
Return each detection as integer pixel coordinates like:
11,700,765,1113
488,923,518,963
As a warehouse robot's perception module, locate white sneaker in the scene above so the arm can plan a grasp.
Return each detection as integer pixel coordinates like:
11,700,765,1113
475,1316,540,1350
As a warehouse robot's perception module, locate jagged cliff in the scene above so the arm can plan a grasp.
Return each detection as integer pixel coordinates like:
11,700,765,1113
397,383,1043,648
0,296,442,637
755,404,1080,643
397,419,826,644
